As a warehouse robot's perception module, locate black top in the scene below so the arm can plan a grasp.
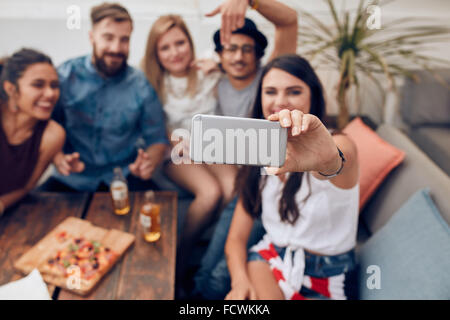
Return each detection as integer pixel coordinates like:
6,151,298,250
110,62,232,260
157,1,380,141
0,115,48,195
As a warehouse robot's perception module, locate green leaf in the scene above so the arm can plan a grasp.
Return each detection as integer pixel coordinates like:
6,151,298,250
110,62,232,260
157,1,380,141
351,0,366,33
326,0,343,34
307,40,339,60
360,44,395,89
356,62,386,94
298,10,334,39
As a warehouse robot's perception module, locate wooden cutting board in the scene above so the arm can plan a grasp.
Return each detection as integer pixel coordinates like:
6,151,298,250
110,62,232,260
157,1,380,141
14,217,135,296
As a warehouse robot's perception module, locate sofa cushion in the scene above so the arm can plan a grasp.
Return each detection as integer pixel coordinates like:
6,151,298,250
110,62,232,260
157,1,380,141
358,188,450,300
400,69,450,126
343,117,405,210
409,125,450,176
362,124,450,234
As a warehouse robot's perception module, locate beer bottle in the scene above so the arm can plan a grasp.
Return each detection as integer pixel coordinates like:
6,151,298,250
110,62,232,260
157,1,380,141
110,167,130,215
140,191,161,242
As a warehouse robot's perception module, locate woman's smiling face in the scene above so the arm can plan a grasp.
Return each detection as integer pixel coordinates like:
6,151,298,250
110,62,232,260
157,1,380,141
14,62,60,120
261,67,311,120
156,26,193,77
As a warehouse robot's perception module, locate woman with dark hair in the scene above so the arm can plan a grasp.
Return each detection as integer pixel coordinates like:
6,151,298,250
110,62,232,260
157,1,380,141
224,54,359,300
0,48,65,216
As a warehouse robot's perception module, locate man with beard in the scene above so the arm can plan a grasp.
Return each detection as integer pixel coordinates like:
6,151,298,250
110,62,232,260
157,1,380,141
43,3,168,192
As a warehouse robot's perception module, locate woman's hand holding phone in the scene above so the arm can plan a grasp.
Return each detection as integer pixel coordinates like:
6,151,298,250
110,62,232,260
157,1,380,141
265,109,340,176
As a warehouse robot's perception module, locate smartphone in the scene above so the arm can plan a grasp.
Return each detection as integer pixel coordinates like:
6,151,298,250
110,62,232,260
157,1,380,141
190,114,287,167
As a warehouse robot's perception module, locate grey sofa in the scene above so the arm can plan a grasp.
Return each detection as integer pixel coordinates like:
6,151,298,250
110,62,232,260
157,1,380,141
357,124,450,299
399,69,450,176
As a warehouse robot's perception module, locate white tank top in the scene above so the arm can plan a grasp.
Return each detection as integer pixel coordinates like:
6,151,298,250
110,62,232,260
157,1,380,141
260,172,359,256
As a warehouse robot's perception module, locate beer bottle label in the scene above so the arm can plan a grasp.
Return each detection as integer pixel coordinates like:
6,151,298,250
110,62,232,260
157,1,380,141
111,181,128,201
140,214,152,229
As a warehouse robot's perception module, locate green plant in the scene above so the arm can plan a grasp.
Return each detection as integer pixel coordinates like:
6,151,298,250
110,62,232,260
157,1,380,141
297,0,450,129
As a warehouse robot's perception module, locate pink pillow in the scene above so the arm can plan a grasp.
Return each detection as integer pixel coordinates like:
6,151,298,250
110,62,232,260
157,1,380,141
343,118,405,210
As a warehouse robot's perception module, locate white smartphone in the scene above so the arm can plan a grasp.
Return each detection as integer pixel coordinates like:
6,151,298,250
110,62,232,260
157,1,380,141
190,114,287,167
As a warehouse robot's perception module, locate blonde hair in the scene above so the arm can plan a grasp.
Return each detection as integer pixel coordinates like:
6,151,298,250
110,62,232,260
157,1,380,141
141,15,197,103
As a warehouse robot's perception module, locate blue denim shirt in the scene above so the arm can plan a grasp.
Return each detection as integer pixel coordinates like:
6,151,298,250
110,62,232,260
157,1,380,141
52,55,169,191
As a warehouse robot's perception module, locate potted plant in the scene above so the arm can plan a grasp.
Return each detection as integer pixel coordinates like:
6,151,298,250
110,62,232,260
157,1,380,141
297,0,450,129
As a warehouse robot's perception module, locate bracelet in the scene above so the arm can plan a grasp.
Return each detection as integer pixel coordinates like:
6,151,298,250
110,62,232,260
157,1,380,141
0,200,5,217
318,147,346,178
249,0,259,10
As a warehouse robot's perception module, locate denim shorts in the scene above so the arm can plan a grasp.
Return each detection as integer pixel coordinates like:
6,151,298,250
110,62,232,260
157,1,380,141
248,244,358,299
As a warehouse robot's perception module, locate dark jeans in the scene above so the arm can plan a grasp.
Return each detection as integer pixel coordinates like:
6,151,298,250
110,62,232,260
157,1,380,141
193,196,266,300
38,175,159,192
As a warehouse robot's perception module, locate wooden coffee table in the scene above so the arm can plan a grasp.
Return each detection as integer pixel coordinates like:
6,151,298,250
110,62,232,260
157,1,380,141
0,192,89,298
0,191,177,300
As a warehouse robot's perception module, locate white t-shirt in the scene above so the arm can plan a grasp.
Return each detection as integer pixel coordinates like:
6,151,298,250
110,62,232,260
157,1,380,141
163,70,221,133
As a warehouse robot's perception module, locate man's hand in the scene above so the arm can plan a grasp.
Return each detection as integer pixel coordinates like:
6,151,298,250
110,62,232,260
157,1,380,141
129,148,156,180
206,0,248,46
53,152,85,176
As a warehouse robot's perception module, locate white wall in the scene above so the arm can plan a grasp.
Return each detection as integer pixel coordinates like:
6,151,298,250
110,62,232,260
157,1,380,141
1,0,449,122
0,0,240,66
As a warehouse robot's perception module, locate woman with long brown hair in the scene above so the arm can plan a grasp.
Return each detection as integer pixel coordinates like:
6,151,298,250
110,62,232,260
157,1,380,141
0,48,65,216
225,54,360,300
